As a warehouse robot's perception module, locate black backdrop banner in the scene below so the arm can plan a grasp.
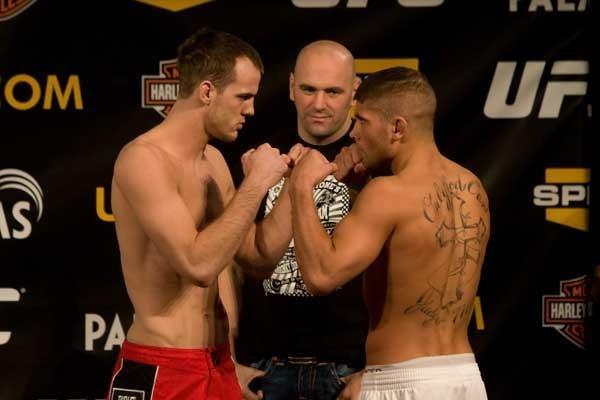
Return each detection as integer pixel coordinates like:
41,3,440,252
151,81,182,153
0,1,593,399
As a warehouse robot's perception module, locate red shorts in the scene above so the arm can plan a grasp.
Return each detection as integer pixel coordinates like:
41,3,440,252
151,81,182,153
106,340,242,400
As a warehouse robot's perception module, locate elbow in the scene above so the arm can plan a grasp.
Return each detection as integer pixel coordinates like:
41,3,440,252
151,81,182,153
183,261,219,288
303,271,337,296
234,253,277,280
193,274,217,288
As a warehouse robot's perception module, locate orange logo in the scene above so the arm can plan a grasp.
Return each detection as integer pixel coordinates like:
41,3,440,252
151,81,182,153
141,59,179,118
0,0,37,21
133,0,214,12
542,275,592,349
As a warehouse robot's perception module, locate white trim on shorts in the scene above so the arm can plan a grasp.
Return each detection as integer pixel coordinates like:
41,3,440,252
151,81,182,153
360,353,487,400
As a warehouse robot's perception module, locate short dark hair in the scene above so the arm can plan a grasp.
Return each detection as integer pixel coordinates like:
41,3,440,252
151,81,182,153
355,67,436,128
177,28,264,98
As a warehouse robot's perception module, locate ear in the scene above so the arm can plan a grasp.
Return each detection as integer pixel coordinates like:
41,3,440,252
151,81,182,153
391,116,408,143
195,80,217,106
289,72,295,102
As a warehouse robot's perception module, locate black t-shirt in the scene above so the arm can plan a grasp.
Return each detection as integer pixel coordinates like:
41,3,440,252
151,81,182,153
236,122,369,368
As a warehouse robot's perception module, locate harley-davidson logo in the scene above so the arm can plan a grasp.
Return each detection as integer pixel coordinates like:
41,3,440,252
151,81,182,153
141,59,179,118
0,0,37,21
542,275,592,349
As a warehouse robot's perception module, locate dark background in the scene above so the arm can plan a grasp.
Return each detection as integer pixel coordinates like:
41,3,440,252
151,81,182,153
0,1,593,399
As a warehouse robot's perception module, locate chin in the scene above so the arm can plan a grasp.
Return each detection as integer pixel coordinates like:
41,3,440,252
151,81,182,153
307,127,334,138
222,130,238,143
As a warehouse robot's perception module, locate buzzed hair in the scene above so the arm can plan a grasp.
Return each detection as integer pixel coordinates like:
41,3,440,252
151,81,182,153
294,40,356,77
355,67,437,130
177,28,264,98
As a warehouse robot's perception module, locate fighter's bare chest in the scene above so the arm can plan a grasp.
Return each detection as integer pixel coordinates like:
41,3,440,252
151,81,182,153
177,162,226,228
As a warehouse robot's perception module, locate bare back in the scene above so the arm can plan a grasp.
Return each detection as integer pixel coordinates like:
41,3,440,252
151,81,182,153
112,136,231,348
364,156,490,365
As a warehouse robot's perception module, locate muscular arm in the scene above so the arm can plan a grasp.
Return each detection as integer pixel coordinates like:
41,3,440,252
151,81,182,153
206,144,302,277
113,143,268,287
235,179,293,276
291,177,396,295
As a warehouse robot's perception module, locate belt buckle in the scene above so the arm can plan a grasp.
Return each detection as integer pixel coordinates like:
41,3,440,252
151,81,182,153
286,356,318,365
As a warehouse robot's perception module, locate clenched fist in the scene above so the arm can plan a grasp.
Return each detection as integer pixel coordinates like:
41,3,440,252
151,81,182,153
290,148,338,190
242,143,291,192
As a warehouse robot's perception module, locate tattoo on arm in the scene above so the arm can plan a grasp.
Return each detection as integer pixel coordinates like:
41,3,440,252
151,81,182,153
405,177,489,326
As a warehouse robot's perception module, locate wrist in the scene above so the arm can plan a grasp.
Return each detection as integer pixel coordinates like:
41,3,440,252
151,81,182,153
243,173,269,195
290,173,314,194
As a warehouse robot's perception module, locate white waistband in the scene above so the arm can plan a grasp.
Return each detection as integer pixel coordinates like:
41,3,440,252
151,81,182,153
362,354,482,391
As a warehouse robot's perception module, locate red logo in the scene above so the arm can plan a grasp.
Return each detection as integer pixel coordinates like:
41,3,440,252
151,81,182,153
0,0,36,21
542,275,592,349
141,59,179,118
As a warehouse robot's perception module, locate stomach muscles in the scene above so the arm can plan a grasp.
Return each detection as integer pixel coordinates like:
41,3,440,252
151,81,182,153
124,264,230,349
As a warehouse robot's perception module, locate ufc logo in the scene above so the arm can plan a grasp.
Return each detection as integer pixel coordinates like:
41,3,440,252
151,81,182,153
292,0,444,8
484,61,588,119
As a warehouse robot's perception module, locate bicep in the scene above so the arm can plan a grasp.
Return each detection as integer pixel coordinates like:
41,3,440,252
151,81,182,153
114,149,198,273
327,184,395,279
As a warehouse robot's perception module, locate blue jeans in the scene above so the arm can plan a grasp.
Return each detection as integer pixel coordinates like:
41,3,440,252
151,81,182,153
250,357,357,400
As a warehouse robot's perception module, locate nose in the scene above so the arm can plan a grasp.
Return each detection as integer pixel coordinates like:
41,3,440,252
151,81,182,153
243,99,255,117
312,90,326,111
349,123,358,141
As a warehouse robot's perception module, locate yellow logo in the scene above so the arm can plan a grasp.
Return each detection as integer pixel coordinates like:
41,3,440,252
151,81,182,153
355,58,419,74
1,74,83,110
96,187,114,222
351,58,419,115
133,0,214,12
533,168,590,231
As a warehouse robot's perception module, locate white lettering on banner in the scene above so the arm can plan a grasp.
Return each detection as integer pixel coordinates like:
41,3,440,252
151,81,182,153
550,302,586,319
85,313,125,351
0,169,43,240
292,0,443,7
509,0,588,12
484,61,588,119
150,83,178,101
0,288,20,345
533,184,590,207
533,168,589,232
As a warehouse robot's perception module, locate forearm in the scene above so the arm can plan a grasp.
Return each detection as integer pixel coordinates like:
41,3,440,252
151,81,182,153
239,180,293,272
291,185,337,295
191,178,265,285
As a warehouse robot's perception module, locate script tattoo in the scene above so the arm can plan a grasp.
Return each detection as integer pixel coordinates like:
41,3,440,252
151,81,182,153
405,177,488,326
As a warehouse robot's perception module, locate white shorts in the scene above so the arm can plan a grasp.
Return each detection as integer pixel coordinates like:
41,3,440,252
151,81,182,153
360,353,487,400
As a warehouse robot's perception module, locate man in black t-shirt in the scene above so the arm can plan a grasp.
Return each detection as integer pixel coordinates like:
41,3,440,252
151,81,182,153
235,40,369,400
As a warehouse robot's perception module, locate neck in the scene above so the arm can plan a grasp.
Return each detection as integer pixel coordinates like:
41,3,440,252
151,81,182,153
298,116,352,146
390,133,439,175
156,98,210,159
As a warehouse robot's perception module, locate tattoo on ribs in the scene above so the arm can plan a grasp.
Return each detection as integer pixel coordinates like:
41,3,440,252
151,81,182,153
405,177,488,326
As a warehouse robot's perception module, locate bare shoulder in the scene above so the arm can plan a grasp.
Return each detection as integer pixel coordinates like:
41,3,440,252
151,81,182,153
114,138,179,188
439,158,489,207
356,176,396,200
204,144,228,168
455,165,490,212
352,176,403,215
